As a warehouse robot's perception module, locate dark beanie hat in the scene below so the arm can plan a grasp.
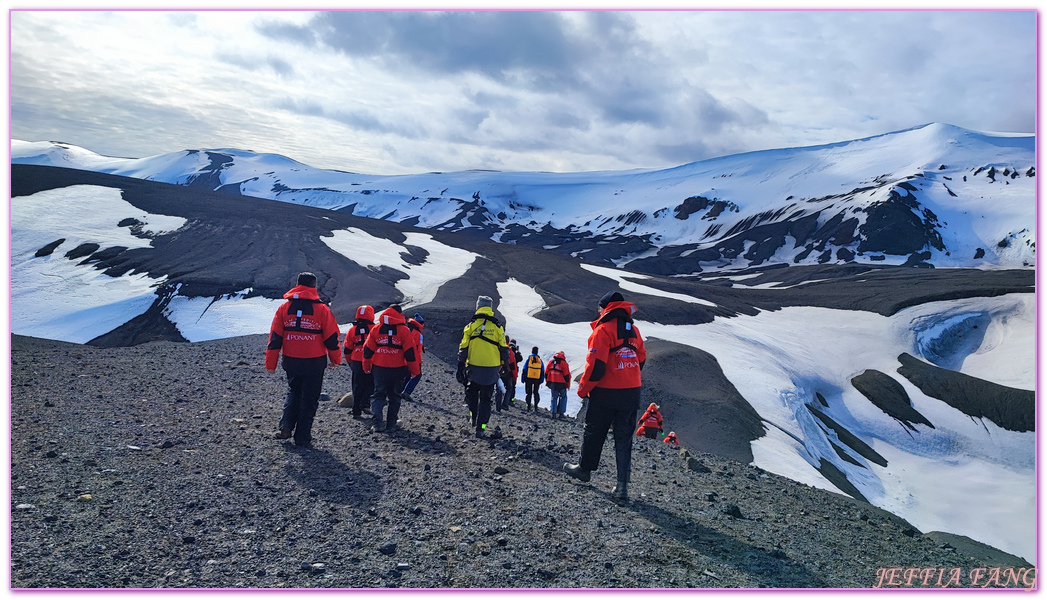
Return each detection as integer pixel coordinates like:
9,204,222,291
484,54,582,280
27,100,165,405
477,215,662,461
599,290,624,308
532,346,539,354
388,304,403,314
297,272,318,288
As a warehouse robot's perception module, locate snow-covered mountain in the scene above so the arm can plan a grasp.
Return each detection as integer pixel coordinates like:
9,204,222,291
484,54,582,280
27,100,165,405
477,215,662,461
11,123,1035,274
9,134,1036,564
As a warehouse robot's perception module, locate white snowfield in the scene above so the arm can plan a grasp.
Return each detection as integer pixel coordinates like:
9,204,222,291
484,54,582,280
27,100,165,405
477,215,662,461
12,122,1037,270
321,228,479,309
10,186,186,343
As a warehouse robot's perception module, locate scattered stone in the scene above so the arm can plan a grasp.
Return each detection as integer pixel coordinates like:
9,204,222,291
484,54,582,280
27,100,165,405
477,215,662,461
160,440,175,449
396,563,410,571
76,494,92,502
44,450,58,458
15,503,35,510
494,467,509,475
409,506,423,516
182,536,196,544
722,504,743,519
379,542,398,556
687,458,711,473
704,492,718,502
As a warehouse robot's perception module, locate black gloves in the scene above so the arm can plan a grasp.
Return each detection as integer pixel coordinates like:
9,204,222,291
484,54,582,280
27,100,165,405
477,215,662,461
456,362,467,385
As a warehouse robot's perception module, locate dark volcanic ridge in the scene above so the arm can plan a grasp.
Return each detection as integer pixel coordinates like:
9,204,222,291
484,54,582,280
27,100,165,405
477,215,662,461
11,164,1033,356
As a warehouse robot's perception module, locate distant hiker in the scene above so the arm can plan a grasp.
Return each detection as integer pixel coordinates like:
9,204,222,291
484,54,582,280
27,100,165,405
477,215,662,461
563,291,647,500
521,346,545,412
508,339,523,405
402,313,426,401
265,272,343,449
343,305,376,419
663,431,679,446
497,337,518,412
457,295,508,438
545,351,571,418
636,403,664,439
362,304,421,433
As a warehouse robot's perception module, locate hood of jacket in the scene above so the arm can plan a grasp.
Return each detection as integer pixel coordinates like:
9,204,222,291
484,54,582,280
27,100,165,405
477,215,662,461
355,305,375,322
473,306,496,319
591,300,637,329
283,285,321,301
376,307,407,326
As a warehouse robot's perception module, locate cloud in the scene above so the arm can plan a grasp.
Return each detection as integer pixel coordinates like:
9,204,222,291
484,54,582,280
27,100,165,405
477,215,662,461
9,10,1037,176
217,51,295,78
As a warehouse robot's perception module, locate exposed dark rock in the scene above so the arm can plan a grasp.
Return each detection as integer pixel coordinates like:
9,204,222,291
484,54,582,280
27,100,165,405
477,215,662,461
896,353,1034,432
807,405,888,467
816,459,868,503
850,370,934,431
64,242,100,260
34,239,65,258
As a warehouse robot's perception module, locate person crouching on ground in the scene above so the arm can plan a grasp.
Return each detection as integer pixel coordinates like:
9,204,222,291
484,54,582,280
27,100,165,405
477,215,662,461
563,291,646,500
265,272,343,449
362,304,420,433
521,346,545,412
636,402,663,439
545,351,571,418
343,304,376,419
402,313,425,401
457,295,508,438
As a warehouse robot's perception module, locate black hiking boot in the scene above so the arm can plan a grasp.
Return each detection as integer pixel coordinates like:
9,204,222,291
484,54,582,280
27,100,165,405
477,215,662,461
563,463,591,482
274,429,292,440
612,481,628,500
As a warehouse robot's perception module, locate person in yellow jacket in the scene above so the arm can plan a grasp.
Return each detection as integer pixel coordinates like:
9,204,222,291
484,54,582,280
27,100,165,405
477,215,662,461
457,295,509,438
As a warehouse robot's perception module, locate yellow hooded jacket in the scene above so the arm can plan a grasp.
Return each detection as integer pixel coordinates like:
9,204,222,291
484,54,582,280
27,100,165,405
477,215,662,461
459,306,507,368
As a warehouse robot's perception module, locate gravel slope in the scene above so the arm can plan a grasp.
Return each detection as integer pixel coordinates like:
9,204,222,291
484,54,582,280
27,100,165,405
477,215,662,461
9,334,1031,589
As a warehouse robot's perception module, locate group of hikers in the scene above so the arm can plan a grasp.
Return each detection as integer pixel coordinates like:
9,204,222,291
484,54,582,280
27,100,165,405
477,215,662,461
264,271,674,500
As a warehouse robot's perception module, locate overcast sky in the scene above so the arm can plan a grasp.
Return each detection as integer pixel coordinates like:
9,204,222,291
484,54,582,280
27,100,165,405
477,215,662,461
9,9,1036,175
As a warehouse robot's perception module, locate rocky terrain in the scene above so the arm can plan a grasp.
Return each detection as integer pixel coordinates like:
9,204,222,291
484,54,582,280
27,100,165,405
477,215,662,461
10,333,1032,590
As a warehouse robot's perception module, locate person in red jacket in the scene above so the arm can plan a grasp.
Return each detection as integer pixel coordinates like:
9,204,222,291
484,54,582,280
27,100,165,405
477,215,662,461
343,305,375,419
635,402,663,439
563,291,646,500
401,313,425,401
265,272,342,448
362,304,421,433
496,333,517,412
545,351,571,418
663,431,679,446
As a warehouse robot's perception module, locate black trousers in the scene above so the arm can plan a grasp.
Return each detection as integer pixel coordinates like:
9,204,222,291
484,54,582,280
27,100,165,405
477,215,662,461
465,381,494,432
280,370,325,446
370,365,408,426
578,387,641,483
349,360,374,417
524,381,541,409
